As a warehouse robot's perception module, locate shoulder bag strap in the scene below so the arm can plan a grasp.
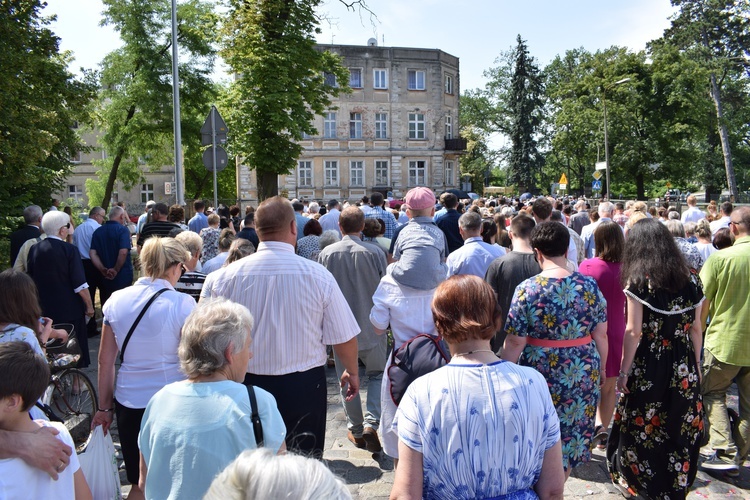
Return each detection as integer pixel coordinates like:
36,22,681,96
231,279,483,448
246,384,264,447
119,288,170,363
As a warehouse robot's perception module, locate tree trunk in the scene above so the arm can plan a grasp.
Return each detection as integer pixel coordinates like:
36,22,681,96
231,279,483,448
709,72,738,200
257,170,279,202
101,104,137,211
636,172,645,200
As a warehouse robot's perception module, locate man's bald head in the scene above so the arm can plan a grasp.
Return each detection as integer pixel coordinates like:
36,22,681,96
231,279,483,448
255,197,295,242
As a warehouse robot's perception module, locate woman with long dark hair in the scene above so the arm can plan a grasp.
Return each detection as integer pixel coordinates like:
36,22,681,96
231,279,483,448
607,218,704,499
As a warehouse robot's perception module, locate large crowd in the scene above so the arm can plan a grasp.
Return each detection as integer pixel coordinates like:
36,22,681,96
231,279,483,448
0,191,748,500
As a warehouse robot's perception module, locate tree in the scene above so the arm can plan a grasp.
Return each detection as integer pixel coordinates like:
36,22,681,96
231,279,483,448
659,0,750,199
507,35,545,193
87,0,220,210
0,0,94,229
221,0,350,201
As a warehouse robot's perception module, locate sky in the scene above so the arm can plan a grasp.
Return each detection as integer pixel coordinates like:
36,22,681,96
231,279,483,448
45,0,678,93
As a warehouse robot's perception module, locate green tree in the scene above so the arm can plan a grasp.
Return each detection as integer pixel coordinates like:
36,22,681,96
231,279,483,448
0,0,94,229
87,0,221,210
221,0,350,201
507,35,545,193
659,0,750,199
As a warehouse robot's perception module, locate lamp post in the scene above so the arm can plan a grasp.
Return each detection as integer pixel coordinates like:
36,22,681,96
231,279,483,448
171,0,184,206
602,77,631,200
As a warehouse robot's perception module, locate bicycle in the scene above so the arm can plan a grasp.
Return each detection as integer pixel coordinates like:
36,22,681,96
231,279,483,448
36,323,98,452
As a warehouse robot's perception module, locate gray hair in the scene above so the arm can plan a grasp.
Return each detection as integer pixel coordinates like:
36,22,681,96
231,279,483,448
684,222,697,237
501,206,514,218
667,210,680,220
108,205,124,219
308,202,320,214
319,230,341,251
665,219,686,238
41,210,69,236
203,448,351,500
178,297,253,378
598,202,614,217
23,205,43,225
175,231,203,258
458,211,482,232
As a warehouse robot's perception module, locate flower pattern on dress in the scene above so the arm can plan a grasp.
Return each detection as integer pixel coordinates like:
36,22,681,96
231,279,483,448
504,272,607,470
199,227,220,264
607,272,704,500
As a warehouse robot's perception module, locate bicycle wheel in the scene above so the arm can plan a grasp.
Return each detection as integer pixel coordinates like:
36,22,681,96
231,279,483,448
42,369,98,451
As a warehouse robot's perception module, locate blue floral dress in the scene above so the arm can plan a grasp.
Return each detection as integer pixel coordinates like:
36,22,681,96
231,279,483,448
504,272,607,470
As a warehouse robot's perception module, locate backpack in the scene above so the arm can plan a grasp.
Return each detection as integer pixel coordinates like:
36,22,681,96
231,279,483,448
388,334,451,406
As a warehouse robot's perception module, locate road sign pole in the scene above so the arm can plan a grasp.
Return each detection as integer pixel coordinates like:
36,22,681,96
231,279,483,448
212,106,218,210
171,0,184,206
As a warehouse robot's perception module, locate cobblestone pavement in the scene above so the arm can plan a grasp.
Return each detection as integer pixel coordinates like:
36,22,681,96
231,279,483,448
79,338,750,499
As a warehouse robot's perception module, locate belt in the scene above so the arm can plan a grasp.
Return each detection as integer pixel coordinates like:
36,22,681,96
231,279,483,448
526,335,592,348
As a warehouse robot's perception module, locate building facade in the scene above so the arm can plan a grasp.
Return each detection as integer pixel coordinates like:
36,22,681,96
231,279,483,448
237,42,465,204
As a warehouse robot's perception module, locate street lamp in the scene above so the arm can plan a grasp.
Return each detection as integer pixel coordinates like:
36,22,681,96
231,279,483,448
602,77,631,200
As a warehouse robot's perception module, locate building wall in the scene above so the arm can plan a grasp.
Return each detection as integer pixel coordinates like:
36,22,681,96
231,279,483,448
237,43,463,206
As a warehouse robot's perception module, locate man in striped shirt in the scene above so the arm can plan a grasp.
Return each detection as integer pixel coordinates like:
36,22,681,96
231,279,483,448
206,196,360,458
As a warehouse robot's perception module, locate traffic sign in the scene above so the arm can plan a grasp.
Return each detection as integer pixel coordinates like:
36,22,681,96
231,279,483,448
595,161,607,171
559,173,568,185
559,184,567,190
593,180,602,191
593,170,603,180
203,146,228,173
201,106,228,145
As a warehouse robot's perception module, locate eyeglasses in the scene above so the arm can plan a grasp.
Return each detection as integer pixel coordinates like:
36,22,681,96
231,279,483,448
730,221,740,227
64,223,70,229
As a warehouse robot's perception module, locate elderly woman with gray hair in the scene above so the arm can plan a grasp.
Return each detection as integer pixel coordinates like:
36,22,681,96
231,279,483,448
138,297,286,500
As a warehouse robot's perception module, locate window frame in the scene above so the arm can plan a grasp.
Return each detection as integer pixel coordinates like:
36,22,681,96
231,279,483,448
140,183,154,204
445,160,454,186
324,160,339,187
298,160,313,188
375,160,389,186
349,112,363,139
68,184,83,202
323,72,338,87
444,74,453,95
408,70,426,90
408,160,427,186
408,113,426,140
349,68,363,89
375,113,388,139
349,160,364,187
373,68,388,89
323,112,337,139
445,115,453,140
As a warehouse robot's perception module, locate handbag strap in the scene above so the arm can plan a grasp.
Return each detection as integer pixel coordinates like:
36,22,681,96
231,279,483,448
246,384,264,447
119,288,169,363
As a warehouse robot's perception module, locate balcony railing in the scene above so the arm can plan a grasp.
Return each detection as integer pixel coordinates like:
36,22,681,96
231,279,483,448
444,137,467,151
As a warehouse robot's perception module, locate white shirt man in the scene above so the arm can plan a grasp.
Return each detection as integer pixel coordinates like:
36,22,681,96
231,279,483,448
681,195,706,224
319,200,342,236
446,212,506,278
581,201,623,259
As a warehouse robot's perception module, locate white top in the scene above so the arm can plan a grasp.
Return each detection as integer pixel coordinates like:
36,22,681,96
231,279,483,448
395,361,560,499
695,242,718,263
72,217,100,259
205,241,359,375
0,323,47,420
139,380,286,500
0,421,79,499
710,216,730,236
201,252,228,274
103,278,196,408
446,236,506,278
318,208,342,235
370,274,437,346
681,206,705,224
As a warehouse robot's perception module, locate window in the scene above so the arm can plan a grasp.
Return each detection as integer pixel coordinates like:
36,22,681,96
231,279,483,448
408,113,426,139
350,161,364,187
324,160,339,186
349,112,362,139
324,112,336,139
140,183,154,204
373,69,388,89
68,185,83,202
298,161,312,187
375,113,387,139
445,115,453,139
375,160,389,186
408,70,426,90
70,151,81,163
349,68,362,88
445,74,453,94
323,72,338,87
408,160,426,186
445,161,454,186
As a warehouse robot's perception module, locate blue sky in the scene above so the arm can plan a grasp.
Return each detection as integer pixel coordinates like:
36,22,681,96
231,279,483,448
46,0,676,93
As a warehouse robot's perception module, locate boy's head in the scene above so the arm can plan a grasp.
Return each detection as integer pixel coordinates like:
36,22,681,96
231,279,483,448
0,342,49,413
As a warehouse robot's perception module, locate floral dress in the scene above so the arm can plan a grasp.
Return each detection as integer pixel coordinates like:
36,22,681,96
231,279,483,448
200,227,220,264
504,272,607,470
607,273,704,500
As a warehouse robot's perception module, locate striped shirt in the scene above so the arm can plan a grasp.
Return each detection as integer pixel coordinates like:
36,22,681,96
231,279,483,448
205,241,359,375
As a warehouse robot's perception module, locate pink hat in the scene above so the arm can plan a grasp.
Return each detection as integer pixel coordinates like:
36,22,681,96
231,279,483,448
404,187,436,211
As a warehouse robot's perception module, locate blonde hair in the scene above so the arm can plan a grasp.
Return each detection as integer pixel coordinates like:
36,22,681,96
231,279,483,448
203,448,351,500
208,213,220,226
140,237,190,280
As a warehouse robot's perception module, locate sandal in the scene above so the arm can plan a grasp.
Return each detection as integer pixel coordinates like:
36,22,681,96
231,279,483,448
593,424,608,449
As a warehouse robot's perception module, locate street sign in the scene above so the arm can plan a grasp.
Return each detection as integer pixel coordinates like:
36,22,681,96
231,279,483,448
559,184,567,190
201,107,228,146
593,180,602,191
593,170,603,180
164,182,176,195
203,146,228,173
558,173,568,185
595,161,607,170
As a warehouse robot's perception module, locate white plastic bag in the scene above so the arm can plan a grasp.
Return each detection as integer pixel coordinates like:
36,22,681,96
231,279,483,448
79,426,122,500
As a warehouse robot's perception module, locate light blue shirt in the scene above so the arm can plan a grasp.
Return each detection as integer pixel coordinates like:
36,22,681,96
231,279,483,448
72,217,100,259
139,380,286,500
446,236,506,278
202,252,228,274
188,212,209,234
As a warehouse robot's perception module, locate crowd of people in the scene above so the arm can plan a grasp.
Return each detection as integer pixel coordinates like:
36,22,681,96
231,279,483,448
1,190,748,499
